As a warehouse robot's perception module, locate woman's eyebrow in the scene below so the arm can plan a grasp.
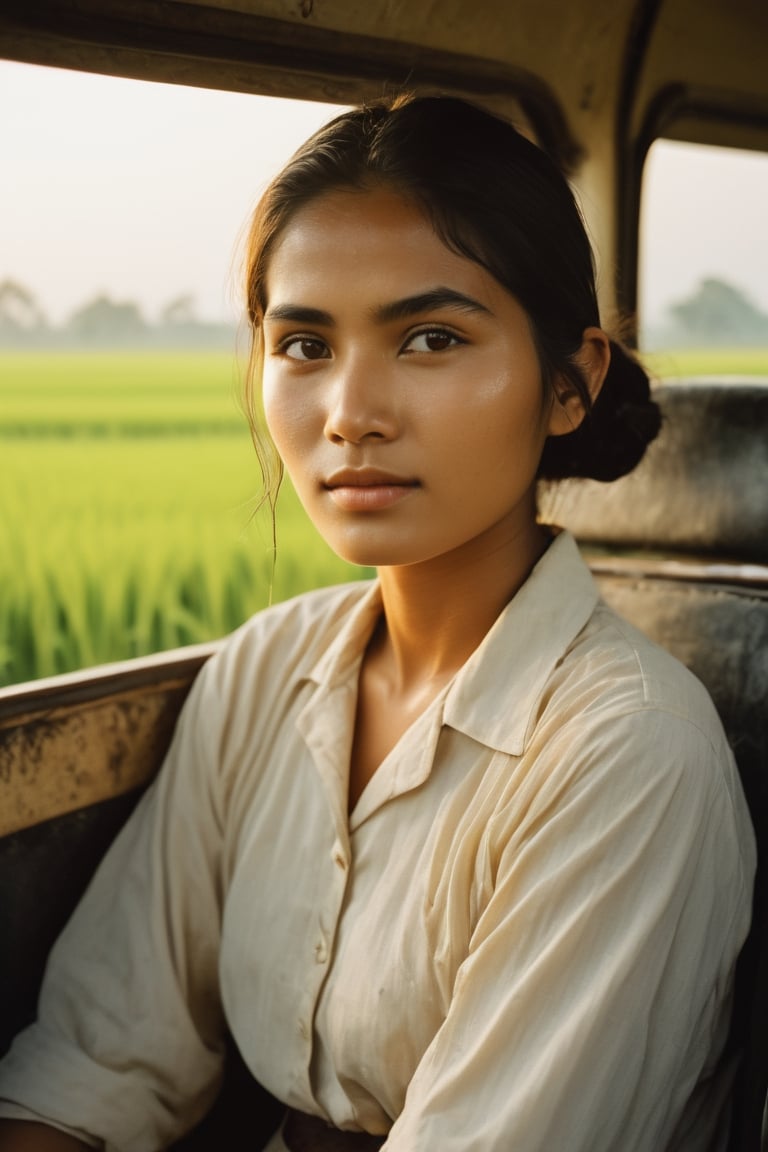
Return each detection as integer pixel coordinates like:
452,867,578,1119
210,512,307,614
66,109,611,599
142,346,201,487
374,288,492,323
263,304,334,324
263,289,492,327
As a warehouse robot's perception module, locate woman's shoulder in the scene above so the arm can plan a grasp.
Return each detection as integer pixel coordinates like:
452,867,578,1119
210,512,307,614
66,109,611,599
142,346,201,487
573,598,719,727
541,595,746,811
198,578,376,697
233,578,375,646
493,532,729,761
516,596,754,870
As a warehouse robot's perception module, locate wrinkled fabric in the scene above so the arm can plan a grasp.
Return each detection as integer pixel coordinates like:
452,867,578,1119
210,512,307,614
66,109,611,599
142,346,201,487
0,532,755,1152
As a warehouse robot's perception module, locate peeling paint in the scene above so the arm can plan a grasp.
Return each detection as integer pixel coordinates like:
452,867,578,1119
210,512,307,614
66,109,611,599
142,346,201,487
0,673,203,837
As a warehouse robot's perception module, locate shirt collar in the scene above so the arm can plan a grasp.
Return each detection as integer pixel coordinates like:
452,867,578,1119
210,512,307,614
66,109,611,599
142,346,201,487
442,530,598,755
304,579,384,690
304,530,598,758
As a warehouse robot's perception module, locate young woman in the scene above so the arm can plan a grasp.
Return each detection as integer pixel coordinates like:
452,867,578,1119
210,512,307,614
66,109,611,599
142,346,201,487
0,95,755,1152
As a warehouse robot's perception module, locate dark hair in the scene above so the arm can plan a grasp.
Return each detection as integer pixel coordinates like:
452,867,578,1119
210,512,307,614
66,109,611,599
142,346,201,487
244,94,660,500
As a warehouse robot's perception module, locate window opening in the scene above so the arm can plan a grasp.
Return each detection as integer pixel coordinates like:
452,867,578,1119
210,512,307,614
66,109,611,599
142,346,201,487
0,61,352,686
638,138,768,378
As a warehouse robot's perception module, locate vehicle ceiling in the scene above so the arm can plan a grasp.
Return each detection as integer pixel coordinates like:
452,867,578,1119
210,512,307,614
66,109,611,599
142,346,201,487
2,0,767,322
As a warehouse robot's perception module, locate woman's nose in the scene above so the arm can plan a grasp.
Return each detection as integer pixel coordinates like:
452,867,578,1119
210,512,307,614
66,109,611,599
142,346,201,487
323,355,399,445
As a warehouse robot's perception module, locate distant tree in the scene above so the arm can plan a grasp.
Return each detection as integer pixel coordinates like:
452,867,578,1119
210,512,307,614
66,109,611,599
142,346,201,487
160,294,198,327
156,291,234,348
670,277,768,344
0,278,48,342
67,294,148,344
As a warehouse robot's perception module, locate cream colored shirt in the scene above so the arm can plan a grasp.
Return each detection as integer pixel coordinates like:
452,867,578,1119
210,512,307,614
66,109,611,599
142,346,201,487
0,532,756,1152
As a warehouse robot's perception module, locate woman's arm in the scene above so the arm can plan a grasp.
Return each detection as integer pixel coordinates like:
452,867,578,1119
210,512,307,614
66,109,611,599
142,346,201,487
384,706,754,1152
0,1121,92,1151
0,653,232,1149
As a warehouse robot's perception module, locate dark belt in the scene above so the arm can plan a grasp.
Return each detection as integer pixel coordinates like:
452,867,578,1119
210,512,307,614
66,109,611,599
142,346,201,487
283,1109,387,1152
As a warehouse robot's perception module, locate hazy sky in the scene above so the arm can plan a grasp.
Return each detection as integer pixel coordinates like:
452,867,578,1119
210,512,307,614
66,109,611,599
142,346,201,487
1,61,341,326
2,59,768,331
640,139,768,326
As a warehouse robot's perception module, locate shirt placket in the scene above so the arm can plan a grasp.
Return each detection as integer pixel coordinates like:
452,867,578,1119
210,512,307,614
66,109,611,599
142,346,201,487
291,675,357,1103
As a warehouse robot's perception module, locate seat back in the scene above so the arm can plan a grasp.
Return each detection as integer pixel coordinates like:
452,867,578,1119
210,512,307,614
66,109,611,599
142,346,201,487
539,378,768,1152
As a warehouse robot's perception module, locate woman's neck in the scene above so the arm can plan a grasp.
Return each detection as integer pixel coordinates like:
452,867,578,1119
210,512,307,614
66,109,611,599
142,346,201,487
373,516,551,695
347,513,550,811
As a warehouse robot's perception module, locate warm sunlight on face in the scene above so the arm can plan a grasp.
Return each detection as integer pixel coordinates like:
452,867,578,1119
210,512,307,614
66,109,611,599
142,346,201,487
261,187,558,571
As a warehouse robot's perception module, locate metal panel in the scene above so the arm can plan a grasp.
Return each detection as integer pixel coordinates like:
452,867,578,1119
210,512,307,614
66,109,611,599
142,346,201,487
539,381,768,564
0,644,217,836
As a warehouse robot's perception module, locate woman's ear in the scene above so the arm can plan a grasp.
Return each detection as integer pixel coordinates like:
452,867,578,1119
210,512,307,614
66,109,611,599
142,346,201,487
547,327,611,437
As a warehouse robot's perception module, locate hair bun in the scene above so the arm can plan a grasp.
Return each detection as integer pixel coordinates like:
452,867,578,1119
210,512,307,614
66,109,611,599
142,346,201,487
539,340,662,482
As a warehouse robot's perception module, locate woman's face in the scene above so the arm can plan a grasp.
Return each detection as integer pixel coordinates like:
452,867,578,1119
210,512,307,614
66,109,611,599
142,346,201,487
261,186,562,571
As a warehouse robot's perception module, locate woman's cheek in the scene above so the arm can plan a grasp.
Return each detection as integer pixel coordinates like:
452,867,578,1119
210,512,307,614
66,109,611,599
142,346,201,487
263,383,310,461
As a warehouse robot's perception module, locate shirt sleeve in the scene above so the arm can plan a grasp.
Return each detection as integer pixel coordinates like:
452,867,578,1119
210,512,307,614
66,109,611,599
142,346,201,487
383,705,755,1152
0,656,231,1152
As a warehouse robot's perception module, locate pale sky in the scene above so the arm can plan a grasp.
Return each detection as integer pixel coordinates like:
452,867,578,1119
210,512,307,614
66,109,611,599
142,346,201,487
2,59,768,332
0,61,342,326
640,139,768,327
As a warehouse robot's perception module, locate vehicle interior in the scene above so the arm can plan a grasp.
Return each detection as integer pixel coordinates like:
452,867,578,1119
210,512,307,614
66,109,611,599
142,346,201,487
1,0,766,1147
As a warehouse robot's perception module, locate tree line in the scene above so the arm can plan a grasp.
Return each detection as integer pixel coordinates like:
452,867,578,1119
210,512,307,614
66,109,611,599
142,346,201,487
0,280,235,349
647,277,768,348
2,275,768,350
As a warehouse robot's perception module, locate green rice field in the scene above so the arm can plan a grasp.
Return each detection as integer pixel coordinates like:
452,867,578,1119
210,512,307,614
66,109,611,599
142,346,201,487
642,346,768,380
2,347,766,687
1,351,371,687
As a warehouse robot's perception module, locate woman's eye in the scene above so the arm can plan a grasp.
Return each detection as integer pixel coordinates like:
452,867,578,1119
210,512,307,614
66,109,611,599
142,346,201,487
402,328,462,354
281,337,330,361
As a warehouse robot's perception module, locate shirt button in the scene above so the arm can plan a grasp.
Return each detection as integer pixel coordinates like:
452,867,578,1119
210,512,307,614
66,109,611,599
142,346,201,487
298,1019,308,1040
333,850,348,870
314,938,328,964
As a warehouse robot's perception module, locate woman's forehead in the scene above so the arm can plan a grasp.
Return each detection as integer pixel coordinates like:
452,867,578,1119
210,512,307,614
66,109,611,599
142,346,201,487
263,186,498,309
273,184,431,249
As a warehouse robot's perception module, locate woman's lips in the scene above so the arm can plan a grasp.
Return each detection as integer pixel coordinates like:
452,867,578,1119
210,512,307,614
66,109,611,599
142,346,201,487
323,469,420,511
327,483,418,511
